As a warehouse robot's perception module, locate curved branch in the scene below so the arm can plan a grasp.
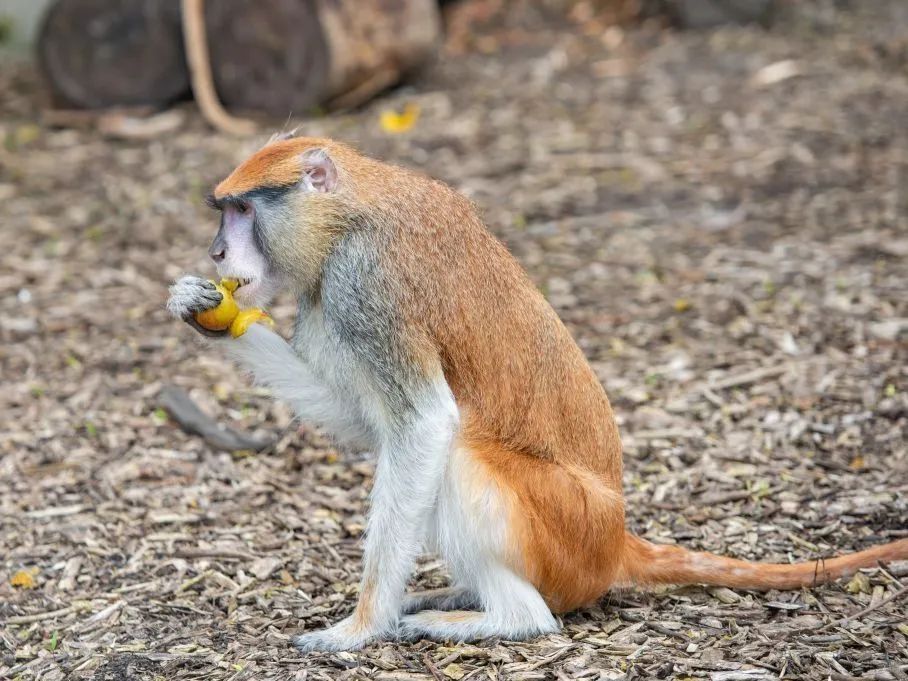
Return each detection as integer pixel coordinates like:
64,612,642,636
181,0,257,136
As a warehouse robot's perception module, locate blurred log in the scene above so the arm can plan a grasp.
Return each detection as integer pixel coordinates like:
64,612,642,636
665,0,778,28
37,0,189,109
201,0,332,117
36,0,442,116
207,0,442,115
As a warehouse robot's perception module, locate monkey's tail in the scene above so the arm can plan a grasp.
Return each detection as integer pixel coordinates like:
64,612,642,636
614,532,908,591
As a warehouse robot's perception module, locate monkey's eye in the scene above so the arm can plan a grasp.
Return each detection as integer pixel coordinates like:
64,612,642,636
236,201,250,214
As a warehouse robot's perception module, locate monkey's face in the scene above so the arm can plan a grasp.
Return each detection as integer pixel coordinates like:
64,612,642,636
205,195,283,308
206,145,342,305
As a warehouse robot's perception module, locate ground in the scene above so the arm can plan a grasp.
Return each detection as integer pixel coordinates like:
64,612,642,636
1,1,907,679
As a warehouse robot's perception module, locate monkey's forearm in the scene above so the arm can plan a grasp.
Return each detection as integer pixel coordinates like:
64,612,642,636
223,324,372,448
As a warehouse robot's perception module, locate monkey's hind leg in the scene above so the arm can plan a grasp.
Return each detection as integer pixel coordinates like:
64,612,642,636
396,444,558,643
396,564,557,643
400,587,478,615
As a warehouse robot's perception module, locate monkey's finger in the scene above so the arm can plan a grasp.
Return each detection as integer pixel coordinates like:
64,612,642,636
184,291,223,313
173,274,213,288
184,316,229,338
180,283,219,299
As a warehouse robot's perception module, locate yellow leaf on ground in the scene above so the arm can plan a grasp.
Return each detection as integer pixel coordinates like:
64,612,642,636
674,298,692,313
845,571,871,594
443,663,466,680
11,568,38,589
380,104,420,134
15,124,41,147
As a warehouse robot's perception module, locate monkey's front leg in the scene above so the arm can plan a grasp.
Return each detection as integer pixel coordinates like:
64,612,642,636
167,277,371,448
224,324,372,449
292,384,459,653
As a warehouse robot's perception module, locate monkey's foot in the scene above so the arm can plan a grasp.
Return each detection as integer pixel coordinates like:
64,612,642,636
291,616,381,653
401,587,478,615
397,609,557,643
229,308,275,338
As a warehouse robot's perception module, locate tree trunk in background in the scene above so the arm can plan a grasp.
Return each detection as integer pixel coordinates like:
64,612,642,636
206,0,441,115
671,0,777,29
36,0,442,115
317,0,442,111
37,0,190,109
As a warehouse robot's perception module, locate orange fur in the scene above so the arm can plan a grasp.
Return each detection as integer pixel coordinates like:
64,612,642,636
464,432,625,613
351,578,375,633
217,136,908,620
615,534,908,591
215,146,302,196
215,138,379,199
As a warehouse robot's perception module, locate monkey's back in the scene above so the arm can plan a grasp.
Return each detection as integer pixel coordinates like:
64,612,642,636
356,161,624,486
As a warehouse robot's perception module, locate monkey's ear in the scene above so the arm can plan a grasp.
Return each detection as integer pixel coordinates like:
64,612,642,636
300,148,337,193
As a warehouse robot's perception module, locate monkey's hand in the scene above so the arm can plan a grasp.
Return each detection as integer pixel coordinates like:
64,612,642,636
166,275,229,338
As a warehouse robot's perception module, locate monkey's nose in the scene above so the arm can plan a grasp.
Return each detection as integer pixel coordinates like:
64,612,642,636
209,244,226,262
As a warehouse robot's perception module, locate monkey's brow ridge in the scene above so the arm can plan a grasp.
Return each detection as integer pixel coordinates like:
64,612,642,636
206,186,293,210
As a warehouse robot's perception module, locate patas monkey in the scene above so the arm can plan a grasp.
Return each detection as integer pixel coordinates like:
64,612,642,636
167,134,908,652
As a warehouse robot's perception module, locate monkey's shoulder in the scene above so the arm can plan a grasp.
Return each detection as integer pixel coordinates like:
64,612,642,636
319,230,408,349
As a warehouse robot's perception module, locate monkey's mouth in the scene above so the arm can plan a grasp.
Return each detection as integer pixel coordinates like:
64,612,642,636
231,276,262,306
218,270,266,305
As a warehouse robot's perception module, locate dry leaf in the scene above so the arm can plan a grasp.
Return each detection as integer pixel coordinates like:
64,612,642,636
249,557,284,581
232,450,257,460
707,586,741,604
443,663,466,680
752,60,804,88
845,571,871,594
14,124,41,147
380,104,420,134
11,567,39,589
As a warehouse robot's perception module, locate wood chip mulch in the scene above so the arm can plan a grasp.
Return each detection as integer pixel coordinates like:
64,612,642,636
1,1,907,679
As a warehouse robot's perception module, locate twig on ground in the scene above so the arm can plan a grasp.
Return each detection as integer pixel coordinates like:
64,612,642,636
709,364,790,391
820,584,908,631
5,605,77,625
